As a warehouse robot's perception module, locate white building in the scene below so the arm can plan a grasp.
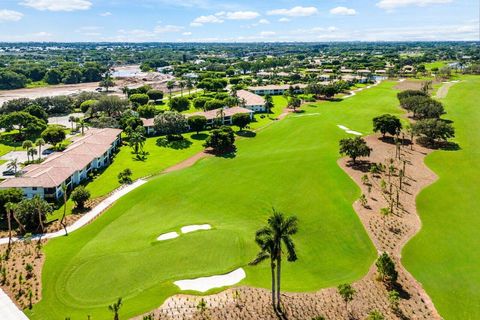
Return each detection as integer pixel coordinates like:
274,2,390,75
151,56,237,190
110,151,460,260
0,128,122,200
236,90,265,112
248,84,307,96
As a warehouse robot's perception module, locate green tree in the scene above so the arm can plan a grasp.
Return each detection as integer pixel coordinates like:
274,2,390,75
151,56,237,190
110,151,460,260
60,184,68,236
99,73,115,92
129,93,149,106
118,169,133,185
22,140,33,162
288,96,301,112
372,114,402,137
232,113,251,131
366,310,385,320
264,94,274,114
168,96,190,112
203,126,235,153
251,209,298,312
137,105,157,119
15,195,53,233
339,137,372,164
129,126,146,155
41,126,66,149
193,97,210,111
388,289,400,314
337,283,356,317
108,298,122,320
187,115,207,134
71,185,91,210
167,80,175,98
44,69,62,85
412,119,455,146
146,89,164,102
153,112,188,137
376,252,398,286
94,96,129,118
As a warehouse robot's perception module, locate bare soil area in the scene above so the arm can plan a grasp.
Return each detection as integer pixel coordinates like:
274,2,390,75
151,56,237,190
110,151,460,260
134,134,441,320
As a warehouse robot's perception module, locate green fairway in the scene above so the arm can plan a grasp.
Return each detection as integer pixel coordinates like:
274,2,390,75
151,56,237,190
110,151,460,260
402,76,480,319
30,82,406,319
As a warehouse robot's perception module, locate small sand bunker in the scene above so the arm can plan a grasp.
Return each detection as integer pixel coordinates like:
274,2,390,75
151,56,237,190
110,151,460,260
157,232,179,241
338,125,362,136
174,268,246,292
181,224,211,234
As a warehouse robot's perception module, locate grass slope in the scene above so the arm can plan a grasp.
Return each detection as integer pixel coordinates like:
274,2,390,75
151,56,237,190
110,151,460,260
29,82,404,319
403,76,480,319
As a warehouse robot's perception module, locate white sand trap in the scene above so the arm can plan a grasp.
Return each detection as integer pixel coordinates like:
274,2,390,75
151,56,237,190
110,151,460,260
174,268,246,292
181,224,211,234
346,130,362,136
292,113,320,118
157,232,179,241
337,125,349,130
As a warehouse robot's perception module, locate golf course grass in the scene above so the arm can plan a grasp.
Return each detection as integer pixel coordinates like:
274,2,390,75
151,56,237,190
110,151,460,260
403,76,480,319
29,82,406,319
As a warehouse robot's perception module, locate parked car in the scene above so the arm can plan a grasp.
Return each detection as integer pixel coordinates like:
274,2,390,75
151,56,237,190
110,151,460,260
42,149,54,155
2,170,15,176
95,87,103,92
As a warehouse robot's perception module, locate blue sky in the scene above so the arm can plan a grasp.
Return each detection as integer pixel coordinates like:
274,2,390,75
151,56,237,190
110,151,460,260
0,0,478,42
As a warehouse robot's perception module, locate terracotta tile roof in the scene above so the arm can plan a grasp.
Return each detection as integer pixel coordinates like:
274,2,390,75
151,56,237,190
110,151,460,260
188,107,253,121
0,128,121,189
236,90,265,106
141,118,155,127
248,83,307,91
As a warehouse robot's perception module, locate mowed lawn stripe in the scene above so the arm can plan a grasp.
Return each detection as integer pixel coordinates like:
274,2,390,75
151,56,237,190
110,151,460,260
403,76,480,320
29,82,403,319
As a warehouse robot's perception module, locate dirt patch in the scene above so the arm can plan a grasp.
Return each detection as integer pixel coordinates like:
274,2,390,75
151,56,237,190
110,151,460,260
435,81,458,99
0,240,46,310
393,79,441,91
134,134,441,320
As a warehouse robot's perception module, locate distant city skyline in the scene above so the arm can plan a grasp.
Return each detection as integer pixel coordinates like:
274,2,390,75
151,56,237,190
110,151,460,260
0,0,478,42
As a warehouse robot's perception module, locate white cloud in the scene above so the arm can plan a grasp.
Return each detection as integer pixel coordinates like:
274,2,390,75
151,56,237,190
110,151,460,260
267,6,318,17
0,9,24,22
32,31,52,37
76,26,102,36
182,31,192,36
330,6,357,16
258,19,270,24
20,0,92,11
223,11,260,20
260,31,276,36
190,14,224,26
154,25,184,33
100,11,112,16
377,0,452,10
278,18,290,23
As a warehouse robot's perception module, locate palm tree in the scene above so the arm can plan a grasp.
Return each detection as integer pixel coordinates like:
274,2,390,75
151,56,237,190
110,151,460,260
68,115,76,131
252,209,298,312
167,80,175,99
10,204,25,235
60,184,68,236
5,202,15,255
22,140,33,163
251,222,277,310
108,298,122,320
35,138,45,161
337,283,356,318
186,78,194,95
7,158,19,174
264,95,274,115
216,108,225,126
179,81,186,96
77,118,88,135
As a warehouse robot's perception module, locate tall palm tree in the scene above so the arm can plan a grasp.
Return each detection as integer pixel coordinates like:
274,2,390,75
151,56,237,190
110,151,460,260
22,140,33,163
77,118,88,135
7,158,19,174
5,202,15,255
167,80,175,99
186,78,194,95
68,115,76,131
35,138,45,161
179,81,186,96
252,209,298,313
108,298,122,320
216,108,225,126
264,95,274,115
61,184,68,236
251,224,277,310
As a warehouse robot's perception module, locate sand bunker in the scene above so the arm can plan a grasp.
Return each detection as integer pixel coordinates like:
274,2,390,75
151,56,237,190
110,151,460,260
174,268,246,292
157,232,179,241
181,224,211,234
337,125,362,136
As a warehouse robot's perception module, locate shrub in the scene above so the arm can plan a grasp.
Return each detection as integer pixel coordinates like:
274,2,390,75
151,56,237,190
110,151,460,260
129,93,150,106
118,168,133,184
71,186,90,209
80,99,99,113
204,126,235,153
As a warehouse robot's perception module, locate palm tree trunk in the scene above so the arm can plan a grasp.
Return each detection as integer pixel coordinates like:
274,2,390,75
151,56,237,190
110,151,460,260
61,192,68,236
38,145,41,161
38,208,44,234
276,256,282,311
13,212,25,234
270,260,276,310
7,208,12,253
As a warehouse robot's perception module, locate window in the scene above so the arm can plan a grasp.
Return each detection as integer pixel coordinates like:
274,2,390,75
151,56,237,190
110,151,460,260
32,187,37,191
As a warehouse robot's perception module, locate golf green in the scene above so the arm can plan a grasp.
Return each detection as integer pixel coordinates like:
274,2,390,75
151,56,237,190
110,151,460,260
403,76,480,319
29,82,406,319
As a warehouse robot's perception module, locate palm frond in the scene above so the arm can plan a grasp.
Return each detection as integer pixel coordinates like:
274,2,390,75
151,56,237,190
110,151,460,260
250,251,270,266
282,235,298,262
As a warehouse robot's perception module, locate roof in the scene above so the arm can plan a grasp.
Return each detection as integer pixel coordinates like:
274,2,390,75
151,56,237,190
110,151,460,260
188,107,253,121
357,69,371,73
141,118,155,127
0,128,121,189
248,84,307,91
236,90,265,106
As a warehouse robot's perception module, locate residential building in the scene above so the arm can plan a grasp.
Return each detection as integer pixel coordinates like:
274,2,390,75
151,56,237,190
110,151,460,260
236,90,265,112
188,107,254,126
0,128,122,200
248,84,307,96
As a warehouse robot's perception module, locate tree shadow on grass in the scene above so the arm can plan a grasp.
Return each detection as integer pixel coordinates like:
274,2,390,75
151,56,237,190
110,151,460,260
206,147,236,159
191,133,208,140
132,151,149,162
156,137,193,150
236,130,256,138
415,137,461,151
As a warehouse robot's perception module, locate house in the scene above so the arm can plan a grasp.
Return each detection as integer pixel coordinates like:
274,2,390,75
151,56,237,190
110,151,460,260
402,65,415,74
0,128,122,200
142,118,155,135
188,107,254,126
248,84,307,96
236,90,265,112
